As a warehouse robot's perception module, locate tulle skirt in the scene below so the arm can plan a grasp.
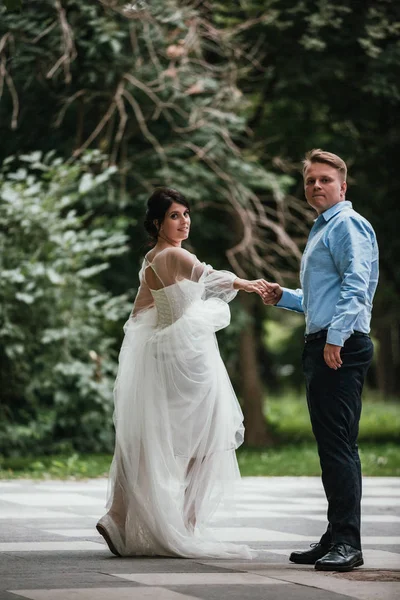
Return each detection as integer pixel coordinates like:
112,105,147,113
104,295,252,558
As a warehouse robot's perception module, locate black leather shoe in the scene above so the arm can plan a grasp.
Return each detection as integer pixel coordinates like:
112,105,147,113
289,543,330,565
315,543,363,571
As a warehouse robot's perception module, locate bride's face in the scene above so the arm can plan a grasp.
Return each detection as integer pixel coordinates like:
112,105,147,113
159,202,191,244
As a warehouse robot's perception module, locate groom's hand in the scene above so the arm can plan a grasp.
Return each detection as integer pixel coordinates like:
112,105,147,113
324,343,343,370
262,282,283,305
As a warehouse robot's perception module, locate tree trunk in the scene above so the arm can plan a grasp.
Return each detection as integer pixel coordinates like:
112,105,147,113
375,322,400,398
239,293,275,446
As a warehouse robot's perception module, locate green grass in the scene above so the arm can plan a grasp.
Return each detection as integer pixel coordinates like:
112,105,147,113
1,393,398,479
266,391,400,443
0,453,112,480
0,442,399,479
237,443,400,477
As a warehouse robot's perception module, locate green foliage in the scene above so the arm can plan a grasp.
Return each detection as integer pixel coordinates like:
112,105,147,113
263,310,305,390
0,151,131,456
0,0,295,278
2,0,22,10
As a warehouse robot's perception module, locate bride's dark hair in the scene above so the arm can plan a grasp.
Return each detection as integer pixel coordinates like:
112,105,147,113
144,187,190,243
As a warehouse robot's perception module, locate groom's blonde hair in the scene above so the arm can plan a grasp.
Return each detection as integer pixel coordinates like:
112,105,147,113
303,149,347,183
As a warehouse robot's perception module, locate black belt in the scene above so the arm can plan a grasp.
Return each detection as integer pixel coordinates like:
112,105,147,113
304,329,369,343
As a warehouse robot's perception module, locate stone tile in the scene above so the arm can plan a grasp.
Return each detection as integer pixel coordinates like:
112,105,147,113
0,482,22,488
361,488,400,496
197,557,300,569
296,514,400,523
104,558,242,574
362,549,400,569
8,590,198,600
0,508,84,520
254,548,293,557
213,508,304,518
1,592,35,600
165,584,353,600
0,494,103,507
236,497,400,509
244,503,325,512
363,479,400,487
26,485,106,493
1,477,399,600
112,573,289,585
43,530,97,538
362,498,400,507
211,528,310,542
0,542,104,552
362,537,400,545
253,568,400,600
2,573,132,590
240,477,322,487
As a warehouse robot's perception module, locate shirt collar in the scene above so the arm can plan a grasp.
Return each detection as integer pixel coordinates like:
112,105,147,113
315,200,353,223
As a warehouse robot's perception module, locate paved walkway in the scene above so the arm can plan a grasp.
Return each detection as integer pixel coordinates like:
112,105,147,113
0,477,399,600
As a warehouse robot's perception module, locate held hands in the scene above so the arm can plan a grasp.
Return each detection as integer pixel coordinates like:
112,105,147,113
236,278,284,303
238,278,271,297
238,278,283,304
262,282,283,305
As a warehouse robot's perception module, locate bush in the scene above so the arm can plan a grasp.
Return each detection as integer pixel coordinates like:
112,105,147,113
0,151,131,456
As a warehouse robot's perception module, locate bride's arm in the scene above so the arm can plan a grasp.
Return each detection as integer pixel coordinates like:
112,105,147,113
157,247,269,301
192,260,269,302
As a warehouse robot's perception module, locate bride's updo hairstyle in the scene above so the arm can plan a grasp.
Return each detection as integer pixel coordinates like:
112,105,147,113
144,187,190,244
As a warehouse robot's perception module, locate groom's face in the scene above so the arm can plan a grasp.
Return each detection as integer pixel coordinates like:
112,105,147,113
304,163,347,215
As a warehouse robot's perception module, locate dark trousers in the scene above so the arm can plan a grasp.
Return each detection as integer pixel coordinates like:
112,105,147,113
302,333,374,550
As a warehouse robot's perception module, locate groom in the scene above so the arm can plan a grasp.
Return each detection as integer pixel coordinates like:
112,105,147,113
263,149,379,571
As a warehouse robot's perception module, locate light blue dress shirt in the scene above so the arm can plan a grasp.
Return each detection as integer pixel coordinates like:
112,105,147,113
277,201,379,346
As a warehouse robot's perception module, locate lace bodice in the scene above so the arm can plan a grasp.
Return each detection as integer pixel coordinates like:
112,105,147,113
151,288,177,327
151,280,202,328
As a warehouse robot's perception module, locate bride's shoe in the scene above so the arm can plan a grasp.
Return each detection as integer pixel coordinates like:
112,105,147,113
96,514,124,557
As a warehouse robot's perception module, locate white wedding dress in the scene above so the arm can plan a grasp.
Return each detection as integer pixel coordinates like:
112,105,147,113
100,246,252,558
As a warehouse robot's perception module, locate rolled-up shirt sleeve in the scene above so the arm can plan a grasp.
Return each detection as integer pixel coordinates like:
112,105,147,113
276,288,304,313
327,217,375,346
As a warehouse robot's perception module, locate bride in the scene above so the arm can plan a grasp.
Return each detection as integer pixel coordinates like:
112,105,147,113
96,187,268,558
